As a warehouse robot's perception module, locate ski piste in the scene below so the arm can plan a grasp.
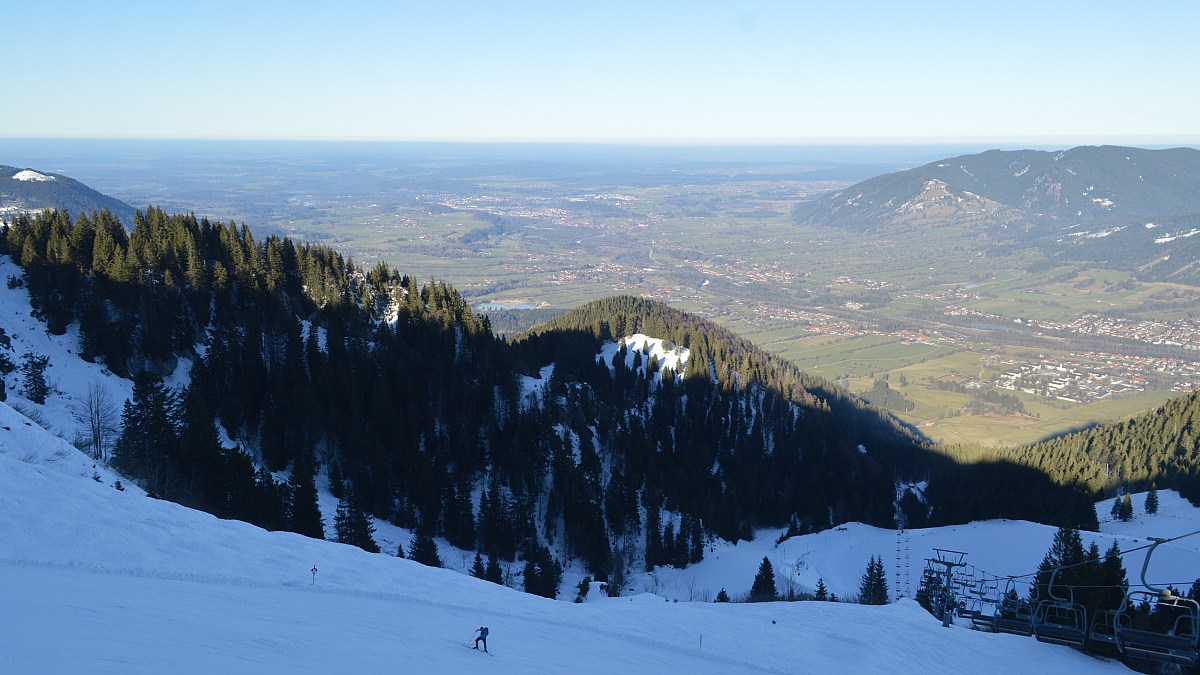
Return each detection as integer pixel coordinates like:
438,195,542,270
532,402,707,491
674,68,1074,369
465,644,493,656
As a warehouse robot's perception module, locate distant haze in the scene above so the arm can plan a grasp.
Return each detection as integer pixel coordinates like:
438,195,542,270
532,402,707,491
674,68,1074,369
2,2,1198,144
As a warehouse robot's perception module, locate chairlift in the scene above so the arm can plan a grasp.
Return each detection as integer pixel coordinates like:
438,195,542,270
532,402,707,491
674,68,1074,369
965,596,997,632
967,578,1000,632
993,577,1035,637
1032,566,1087,649
1088,608,1128,646
1114,538,1200,666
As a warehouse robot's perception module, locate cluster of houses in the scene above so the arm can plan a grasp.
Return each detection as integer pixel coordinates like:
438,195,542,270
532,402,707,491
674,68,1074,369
1020,313,1200,350
991,359,1150,403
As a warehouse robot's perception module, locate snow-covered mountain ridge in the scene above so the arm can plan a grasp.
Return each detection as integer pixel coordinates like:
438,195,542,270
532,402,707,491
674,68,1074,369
1,164,137,225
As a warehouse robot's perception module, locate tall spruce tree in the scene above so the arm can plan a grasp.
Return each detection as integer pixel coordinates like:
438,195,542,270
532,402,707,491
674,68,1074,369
485,555,503,585
1145,484,1159,515
334,489,379,553
19,353,50,404
523,545,563,599
749,556,778,602
1120,492,1134,521
112,371,178,491
858,555,889,605
289,462,325,540
409,531,443,568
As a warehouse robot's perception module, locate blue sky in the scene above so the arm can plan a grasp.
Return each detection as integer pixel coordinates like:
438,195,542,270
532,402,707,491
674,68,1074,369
4,1,1198,143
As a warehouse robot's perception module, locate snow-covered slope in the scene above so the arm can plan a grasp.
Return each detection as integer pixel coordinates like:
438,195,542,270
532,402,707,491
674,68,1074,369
0,256,138,442
0,250,1189,672
633,492,1200,605
0,402,1128,673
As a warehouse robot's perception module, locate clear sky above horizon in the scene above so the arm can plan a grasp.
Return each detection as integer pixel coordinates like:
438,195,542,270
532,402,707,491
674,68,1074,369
4,1,1198,145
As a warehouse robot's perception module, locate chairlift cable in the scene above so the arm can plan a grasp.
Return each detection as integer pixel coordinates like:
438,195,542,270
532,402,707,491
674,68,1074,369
960,528,1200,587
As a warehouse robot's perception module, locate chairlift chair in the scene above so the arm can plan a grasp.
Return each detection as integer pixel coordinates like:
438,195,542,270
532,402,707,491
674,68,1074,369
1114,539,1199,667
967,596,998,632
960,576,998,631
1088,609,1128,646
993,578,1035,637
1033,566,1088,649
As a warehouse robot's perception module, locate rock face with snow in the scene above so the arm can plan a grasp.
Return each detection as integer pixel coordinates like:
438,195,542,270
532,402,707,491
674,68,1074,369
794,145,1200,234
1,165,137,225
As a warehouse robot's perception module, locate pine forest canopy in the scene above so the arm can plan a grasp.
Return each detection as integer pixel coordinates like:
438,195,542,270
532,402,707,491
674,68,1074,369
2,205,1196,586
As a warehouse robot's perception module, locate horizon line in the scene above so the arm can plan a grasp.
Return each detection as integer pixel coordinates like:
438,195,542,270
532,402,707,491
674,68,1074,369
3,135,1200,148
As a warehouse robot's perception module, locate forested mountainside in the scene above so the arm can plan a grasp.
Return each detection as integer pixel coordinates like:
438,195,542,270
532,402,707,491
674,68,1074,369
794,145,1200,235
1,207,1099,591
1,166,137,227
998,390,1200,506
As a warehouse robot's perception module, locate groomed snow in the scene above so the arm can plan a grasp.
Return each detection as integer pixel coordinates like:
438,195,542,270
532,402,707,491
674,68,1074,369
10,169,55,182
0,402,1130,673
0,253,1185,673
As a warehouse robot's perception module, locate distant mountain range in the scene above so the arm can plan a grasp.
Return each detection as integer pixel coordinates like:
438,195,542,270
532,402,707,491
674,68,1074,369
1,165,136,226
794,145,1200,234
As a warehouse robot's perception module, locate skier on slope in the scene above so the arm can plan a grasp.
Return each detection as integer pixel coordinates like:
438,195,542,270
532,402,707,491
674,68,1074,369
472,626,489,653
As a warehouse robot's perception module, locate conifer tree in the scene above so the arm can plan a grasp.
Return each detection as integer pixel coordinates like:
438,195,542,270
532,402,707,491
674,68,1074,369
112,371,178,487
749,556,778,602
334,489,379,553
815,577,828,601
715,588,730,603
485,556,503,585
19,353,50,404
644,499,662,571
289,463,325,540
1100,541,1128,612
1120,492,1134,521
471,552,487,579
409,531,443,568
858,555,889,605
523,545,563,599
1145,484,1159,515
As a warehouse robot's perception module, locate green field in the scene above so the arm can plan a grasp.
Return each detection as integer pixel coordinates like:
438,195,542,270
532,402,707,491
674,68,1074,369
86,156,1200,449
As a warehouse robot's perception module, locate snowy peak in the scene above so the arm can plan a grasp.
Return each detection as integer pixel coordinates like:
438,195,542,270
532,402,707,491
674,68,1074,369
1,164,137,226
11,169,55,182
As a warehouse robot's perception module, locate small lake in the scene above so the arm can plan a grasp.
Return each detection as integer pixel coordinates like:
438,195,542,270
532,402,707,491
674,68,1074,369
478,302,537,311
